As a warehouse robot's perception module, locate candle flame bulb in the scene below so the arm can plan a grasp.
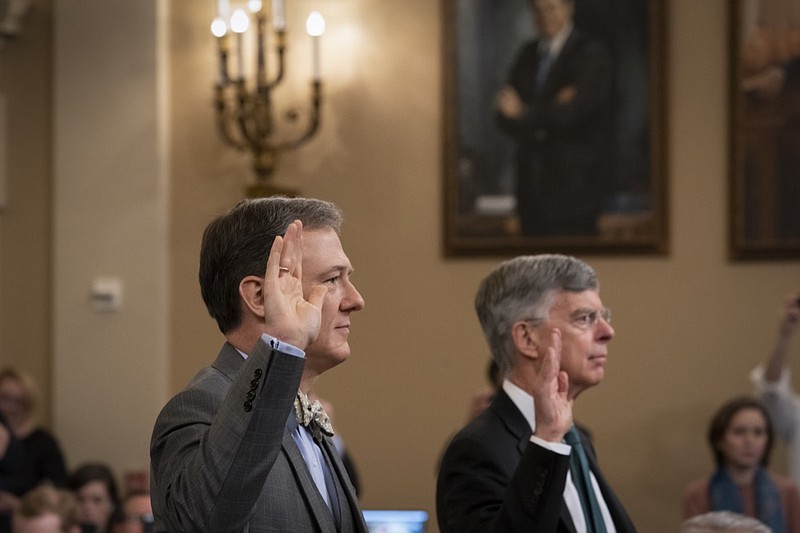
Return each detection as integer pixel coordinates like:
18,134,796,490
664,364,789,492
306,11,325,37
211,17,227,38
231,8,249,33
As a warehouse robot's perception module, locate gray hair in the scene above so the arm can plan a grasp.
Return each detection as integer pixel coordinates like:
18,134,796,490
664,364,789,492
474,254,598,377
680,511,771,532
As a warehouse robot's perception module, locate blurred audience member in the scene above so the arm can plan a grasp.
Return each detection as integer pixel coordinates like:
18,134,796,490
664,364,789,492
66,464,119,533
680,510,771,533
682,396,800,532
465,359,502,422
0,368,68,533
111,492,152,533
12,483,79,533
751,291,800,487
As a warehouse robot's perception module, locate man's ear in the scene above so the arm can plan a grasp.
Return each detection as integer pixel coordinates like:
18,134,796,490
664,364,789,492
239,275,266,319
511,321,542,360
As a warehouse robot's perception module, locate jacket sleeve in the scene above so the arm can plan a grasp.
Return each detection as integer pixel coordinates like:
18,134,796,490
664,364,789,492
437,435,570,533
150,339,304,533
751,364,799,441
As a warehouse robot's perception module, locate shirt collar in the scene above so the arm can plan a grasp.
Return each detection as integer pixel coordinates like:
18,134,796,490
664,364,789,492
502,379,536,432
540,22,573,58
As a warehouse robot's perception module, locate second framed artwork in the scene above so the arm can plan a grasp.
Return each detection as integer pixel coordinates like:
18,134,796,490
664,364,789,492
729,0,800,260
442,0,668,256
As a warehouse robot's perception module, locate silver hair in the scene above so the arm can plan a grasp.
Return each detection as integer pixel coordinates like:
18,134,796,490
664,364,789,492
474,254,598,377
680,512,772,533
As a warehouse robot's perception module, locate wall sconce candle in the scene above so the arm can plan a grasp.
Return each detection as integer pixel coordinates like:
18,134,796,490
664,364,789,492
211,0,325,197
305,11,324,82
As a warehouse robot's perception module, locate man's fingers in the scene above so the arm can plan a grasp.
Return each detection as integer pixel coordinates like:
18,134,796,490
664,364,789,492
557,370,569,396
266,235,285,278
280,220,302,274
307,284,328,310
551,328,562,358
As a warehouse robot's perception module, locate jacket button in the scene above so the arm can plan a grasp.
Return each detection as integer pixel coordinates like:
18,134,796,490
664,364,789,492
254,368,263,378
244,401,253,412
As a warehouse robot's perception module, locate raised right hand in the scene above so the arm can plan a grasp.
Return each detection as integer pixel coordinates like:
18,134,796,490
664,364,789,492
532,328,573,443
779,292,800,337
262,220,328,350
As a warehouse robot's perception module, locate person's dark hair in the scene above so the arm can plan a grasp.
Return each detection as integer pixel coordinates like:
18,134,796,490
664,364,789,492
199,196,343,334
707,396,774,468
66,462,120,507
475,254,598,377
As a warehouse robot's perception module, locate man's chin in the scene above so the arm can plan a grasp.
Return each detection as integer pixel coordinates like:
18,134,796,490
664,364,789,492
308,346,351,372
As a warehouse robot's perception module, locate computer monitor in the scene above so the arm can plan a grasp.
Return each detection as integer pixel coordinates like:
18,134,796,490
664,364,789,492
362,509,429,533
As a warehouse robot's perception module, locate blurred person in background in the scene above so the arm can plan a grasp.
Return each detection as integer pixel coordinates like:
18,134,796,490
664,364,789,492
0,367,68,533
751,291,800,487
67,463,119,533
112,491,152,533
682,396,800,532
12,483,80,533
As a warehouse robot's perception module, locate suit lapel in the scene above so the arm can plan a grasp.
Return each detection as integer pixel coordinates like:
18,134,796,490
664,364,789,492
489,390,532,456
319,436,368,533
582,443,635,533
281,432,339,533
491,389,582,533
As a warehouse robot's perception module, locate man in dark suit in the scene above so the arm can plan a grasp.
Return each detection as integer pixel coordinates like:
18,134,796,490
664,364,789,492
150,197,367,532
496,0,611,237
436,254,636,532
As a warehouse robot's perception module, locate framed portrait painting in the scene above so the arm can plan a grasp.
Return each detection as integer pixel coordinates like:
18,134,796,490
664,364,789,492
442,0,668,256
729,0,800,260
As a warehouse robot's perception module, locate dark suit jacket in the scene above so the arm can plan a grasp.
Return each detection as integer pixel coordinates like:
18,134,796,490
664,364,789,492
497,28,612,235
150,340,368,533
436,389,636,533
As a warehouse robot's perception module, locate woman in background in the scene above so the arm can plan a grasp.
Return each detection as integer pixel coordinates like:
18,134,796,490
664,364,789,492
0,367,68,533
683,395,800,533
67,463,119,533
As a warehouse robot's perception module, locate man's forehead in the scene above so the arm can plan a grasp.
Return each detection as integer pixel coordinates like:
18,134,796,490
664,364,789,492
550,290,601,309
300,228,352,271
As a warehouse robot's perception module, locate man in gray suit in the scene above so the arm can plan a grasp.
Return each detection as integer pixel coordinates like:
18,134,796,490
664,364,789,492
150,197,367,532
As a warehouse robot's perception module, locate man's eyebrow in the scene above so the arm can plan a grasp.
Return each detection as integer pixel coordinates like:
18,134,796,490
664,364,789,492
320,265,353,278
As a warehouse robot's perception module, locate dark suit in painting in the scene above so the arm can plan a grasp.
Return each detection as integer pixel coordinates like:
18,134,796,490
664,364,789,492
436,389,636,533
497,28,611,237
150,340,367,533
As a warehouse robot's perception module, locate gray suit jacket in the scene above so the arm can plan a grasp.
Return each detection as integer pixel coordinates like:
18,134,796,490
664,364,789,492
150,340,368,532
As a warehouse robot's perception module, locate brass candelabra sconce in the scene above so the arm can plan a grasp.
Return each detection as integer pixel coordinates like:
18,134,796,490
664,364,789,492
211,0,325,197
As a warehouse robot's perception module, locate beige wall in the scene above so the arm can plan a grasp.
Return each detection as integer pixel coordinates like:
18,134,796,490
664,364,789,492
2,1,800,532
0,0,52,423
50,0,170,477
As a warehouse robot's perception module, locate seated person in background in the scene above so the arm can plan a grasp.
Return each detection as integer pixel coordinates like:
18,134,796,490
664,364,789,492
111,492,152,533
682,396,800,532
12,483,79,533
751,291,800,487
66,463,119,533
680,511,771,533
465,359,502,422
0,367,68,533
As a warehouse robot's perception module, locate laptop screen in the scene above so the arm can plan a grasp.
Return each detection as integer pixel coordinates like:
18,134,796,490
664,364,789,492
362,509,429,533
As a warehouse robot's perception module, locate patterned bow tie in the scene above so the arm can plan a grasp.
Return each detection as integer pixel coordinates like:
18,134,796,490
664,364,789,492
294,390,334,439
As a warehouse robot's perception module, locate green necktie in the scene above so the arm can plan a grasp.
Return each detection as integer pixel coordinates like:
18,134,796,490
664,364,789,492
564,425,607,532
